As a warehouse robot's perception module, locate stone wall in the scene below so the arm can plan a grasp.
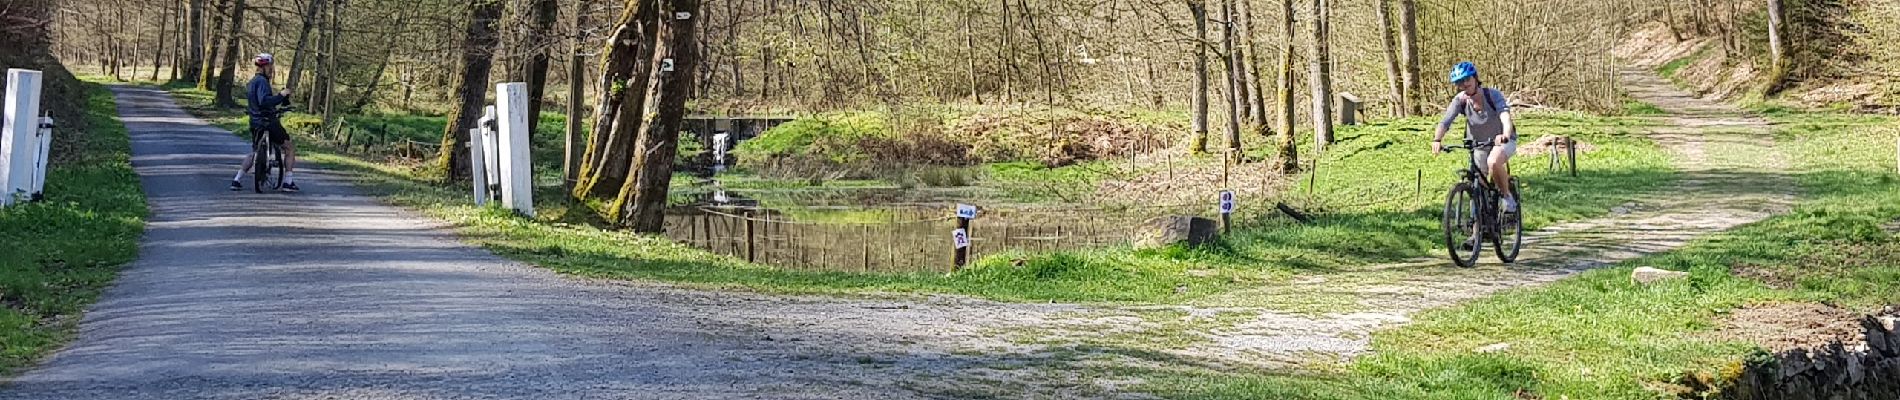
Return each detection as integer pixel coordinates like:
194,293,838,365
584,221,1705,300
1716,310,1900,400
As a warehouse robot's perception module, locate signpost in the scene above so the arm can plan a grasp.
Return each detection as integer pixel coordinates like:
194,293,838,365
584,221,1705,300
953,204,977,270
495,83,534,217
1218,190,1235,233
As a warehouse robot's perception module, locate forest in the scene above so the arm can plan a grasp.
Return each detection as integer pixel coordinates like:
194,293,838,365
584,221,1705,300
20,0,1900,231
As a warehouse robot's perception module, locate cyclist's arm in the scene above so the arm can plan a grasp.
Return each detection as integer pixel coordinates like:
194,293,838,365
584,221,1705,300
1491,88,1515,143
1433,95,1466,143
249,79,288,109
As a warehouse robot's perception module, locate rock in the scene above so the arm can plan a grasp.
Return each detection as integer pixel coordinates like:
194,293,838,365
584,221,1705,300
1136,216,1220,249
1631,267,1691,285
1880,316,1900,332
1866,318,1893,357
1782,349,1813,379
1476,343,1511,353
1848,353,1866,384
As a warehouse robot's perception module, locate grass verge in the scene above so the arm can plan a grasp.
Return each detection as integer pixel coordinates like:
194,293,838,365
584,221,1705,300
0,81,146,373
1067,112,1900,399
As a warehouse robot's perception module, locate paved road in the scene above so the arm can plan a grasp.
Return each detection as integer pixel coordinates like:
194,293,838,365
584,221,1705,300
0,86,945,399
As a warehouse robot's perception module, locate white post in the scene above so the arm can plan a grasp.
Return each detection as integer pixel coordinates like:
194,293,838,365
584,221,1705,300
712,131,729,173
31,116,54,200
479,106,501,203
494,82,534,217
469,128,489,205
1,69,44,207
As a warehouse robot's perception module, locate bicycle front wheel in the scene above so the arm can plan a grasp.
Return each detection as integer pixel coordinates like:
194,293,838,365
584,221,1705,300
1494,178,1524,263
1443,182,1482,268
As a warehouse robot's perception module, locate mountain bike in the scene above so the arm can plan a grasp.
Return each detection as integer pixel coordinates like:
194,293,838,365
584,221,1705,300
250,106,291,193
1441,138,1523,267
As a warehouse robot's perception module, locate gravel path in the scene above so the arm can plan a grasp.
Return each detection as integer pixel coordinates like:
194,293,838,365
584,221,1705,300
0,86,1036,400
2,71,1799,398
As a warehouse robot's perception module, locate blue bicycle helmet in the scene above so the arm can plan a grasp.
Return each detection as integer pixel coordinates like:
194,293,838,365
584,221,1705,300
1449,61,1477,83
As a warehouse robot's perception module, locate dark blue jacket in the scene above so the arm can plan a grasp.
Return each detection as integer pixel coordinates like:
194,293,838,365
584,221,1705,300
246,73,289,121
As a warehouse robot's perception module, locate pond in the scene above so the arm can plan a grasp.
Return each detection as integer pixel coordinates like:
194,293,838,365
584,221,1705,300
661,185,1216,272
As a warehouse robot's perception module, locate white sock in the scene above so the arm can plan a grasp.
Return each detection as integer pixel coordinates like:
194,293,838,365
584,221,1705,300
233,171,245,181
285,172,295,184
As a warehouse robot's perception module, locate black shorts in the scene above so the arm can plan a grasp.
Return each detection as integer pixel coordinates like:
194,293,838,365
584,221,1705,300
250,120,290,145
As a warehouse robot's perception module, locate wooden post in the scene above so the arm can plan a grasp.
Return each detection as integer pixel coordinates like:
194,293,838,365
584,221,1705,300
1223,149,1234,184
1895,135,1899,175
1566,137,1578,177
862,225,871,272
744,210,757,263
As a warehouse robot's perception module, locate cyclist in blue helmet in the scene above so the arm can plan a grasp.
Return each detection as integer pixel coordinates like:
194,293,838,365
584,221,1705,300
1432,61,1518,213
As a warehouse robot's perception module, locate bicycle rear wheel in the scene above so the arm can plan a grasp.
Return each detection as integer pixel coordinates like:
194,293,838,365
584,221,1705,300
1442,182,1482,268
1494,178,1524,263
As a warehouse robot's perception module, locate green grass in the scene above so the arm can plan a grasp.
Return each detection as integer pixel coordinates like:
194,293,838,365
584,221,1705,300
1623,100,1668,116
1656,45,1709,82
1088,112,1900,399
0,80,146,373
969,113,1674,302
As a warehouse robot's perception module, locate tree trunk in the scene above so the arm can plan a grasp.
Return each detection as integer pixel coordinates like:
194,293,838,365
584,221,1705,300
1765,0,1789,95
1189,0,1210,154
564,2,588,193
1239,0,1266,125
1277,0,1297,174
349,17,402,114
212,0,245,108
153,2,169,82
1308,0,1333,150
520,0,561,140
434,0,506,181
610,0,703,231
1399,0,1421,116
286,0,325,93
318,0,344,124
1663,2,1684,41
1220,0,1242,154
1376,0,1404,118
964,9,981,104
573,0,662,199
183,0,205,84
999,0,1015,104
199,0,227,90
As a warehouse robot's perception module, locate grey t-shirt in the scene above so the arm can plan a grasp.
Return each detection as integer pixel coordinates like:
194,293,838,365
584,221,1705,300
1436,87,1510,144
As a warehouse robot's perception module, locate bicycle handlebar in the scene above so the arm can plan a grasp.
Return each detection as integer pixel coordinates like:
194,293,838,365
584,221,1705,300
1442,139,1496,151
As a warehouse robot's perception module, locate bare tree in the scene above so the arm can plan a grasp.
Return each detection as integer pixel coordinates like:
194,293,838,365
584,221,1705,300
286,0,325,93
1189,0,1209,154
518,0,561,139
435,0,505,181
182,0,205,84
211,0,245,108
1765,0,1789,95
1399,0,1420,115
1220,0,1242,154
573,0,661,199
1376,0,1404,118
608,0,703,231
1276,0,1297,173
1307,0,1332,150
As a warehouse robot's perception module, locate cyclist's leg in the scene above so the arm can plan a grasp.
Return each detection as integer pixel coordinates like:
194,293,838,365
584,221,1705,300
1488,141,1517,200
234,125,261,183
